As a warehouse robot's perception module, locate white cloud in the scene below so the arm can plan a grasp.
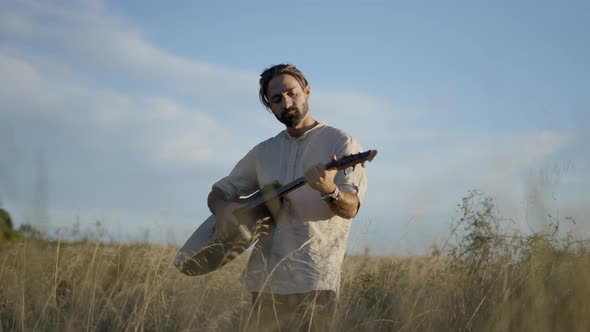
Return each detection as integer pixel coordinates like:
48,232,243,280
0,0,257,100
311,89,399,144
367,130,570,219
0,53,51,109
0,53,230,167
1,1,404,148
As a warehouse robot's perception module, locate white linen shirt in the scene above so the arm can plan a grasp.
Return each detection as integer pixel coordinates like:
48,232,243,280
213,123,368,294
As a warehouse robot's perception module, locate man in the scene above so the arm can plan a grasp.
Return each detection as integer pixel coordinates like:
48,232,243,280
207,64,368,331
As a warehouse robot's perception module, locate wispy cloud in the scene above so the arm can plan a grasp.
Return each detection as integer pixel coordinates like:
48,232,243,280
368,130,570,219
0,1,256,100
0,53,231,167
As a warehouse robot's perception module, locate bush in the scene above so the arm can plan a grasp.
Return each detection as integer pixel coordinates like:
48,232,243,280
0,208,20,244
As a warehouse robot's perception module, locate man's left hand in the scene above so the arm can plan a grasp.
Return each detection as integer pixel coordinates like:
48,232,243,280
304,155,338,195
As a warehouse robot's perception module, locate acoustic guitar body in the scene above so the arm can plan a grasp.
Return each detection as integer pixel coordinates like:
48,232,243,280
174,203,272,276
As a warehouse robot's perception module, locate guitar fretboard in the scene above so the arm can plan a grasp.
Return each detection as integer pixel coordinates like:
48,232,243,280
241,150,376,211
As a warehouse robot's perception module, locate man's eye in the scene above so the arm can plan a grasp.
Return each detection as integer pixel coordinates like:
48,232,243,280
271,97,281,103
288,90,296,97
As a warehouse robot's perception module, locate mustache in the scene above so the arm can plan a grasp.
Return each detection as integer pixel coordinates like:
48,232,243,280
282,107,299,115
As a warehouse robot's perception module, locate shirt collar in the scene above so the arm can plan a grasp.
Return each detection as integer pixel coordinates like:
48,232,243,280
285,122,325,141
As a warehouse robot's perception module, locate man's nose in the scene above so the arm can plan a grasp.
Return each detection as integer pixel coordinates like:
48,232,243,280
282,96,293,109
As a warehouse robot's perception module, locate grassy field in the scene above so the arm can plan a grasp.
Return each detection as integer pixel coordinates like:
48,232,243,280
1,193,589,331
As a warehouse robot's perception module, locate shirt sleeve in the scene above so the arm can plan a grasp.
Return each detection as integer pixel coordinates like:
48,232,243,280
333,135,369,205
213,146,260,200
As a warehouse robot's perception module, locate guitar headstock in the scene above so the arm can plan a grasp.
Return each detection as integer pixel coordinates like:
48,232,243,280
326,150,378,171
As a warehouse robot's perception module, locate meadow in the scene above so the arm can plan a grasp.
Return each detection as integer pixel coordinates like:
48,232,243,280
1,192,589,331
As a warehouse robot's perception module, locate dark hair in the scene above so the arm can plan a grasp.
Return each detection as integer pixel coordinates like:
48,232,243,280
259,64,309,110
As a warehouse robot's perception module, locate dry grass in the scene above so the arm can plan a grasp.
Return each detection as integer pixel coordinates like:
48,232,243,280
2,239,589,331
1,192,589,331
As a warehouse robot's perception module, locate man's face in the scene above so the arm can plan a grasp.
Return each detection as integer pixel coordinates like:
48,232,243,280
266,74,311,128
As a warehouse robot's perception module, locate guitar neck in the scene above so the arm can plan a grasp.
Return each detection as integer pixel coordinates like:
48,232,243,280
241,150,377,211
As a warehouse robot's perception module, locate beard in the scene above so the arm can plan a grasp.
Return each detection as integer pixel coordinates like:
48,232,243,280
276,101,309,128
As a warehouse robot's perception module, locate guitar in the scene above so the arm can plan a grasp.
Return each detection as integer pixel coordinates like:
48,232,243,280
174,149,378,276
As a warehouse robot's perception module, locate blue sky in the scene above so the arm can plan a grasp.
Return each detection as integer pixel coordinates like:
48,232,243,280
1,0,588,254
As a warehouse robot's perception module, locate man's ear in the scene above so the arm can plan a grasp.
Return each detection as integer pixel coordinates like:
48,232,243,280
305,84,311,100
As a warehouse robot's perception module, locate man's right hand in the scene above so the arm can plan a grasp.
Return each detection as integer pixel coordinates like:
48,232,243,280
211,201,248,241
